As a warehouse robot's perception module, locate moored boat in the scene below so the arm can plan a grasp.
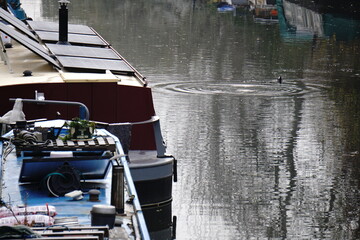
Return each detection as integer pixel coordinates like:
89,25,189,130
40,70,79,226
0,0,177,239
249,0,278,21
217,1,236,12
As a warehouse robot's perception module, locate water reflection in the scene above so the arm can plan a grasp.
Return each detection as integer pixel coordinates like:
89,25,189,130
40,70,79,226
278,0,360,41
22,0,360,239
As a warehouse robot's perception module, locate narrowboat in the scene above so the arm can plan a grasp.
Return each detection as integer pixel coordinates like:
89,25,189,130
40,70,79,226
0,0,176,239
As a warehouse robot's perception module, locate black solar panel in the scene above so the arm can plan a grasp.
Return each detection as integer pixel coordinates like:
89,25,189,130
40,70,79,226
0,22,61,69
57,56,133,73
46,44,120,59
1,13,135,73
0,7,37,40
28,21,95,35
35,31,107,46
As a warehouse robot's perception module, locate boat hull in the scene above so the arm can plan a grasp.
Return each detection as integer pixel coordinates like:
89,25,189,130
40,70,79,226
0,82,157,150
128,150,175,238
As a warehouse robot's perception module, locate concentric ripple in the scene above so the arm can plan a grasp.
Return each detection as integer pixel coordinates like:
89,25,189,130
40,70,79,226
153,80,326,97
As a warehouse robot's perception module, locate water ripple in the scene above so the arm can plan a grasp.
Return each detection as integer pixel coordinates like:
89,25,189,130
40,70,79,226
153,80,326,97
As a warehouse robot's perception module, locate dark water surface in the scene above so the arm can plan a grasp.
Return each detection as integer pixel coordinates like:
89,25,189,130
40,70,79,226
24,0,360,239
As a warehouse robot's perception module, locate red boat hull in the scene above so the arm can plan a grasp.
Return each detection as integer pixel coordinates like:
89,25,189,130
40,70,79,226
0,82,157,150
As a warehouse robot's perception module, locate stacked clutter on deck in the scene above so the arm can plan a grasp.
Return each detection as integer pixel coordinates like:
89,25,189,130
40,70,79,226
0,205,56,227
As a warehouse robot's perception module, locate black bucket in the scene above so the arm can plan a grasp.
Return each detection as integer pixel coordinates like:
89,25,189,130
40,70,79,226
91,205,116,229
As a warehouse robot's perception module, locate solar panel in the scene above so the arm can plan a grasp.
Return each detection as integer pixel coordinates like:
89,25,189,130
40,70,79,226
0,21,61,69
0,7,37,40
35,31,107,46
46,44,121,59
0,14,135,73
28,21,95,35
57,56,134,73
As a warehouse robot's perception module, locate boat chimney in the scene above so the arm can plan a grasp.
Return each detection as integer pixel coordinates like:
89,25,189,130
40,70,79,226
57,0,70,45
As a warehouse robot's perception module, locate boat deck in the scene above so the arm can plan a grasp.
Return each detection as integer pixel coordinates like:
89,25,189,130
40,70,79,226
0,126,147,239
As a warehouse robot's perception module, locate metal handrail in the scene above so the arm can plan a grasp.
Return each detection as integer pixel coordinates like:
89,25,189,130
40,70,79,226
109,115,167,157
0,130,14,199
0,140,3,198
108,116,159,126
9,98,90,120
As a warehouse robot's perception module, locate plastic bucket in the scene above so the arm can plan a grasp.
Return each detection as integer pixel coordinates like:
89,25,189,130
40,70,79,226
91,205,116,229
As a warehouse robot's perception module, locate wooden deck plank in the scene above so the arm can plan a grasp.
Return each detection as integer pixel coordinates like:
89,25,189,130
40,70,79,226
97,137,105,145
29,237,99,240
56,139,64,147
106,137,115,145
31,226,109,237
36,231,104,240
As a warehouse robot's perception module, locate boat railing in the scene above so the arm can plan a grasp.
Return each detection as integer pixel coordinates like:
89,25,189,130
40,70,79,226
0,130,13,201
108,131,151,240
108,116,167,157
10,98,90,120
108,116,178,182
0,139,3,198
9,98,167,157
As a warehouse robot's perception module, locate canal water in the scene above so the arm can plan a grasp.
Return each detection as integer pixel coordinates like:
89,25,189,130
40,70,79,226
23,0,360,239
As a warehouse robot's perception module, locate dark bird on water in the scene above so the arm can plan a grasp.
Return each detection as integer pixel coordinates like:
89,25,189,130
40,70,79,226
277,76,282,84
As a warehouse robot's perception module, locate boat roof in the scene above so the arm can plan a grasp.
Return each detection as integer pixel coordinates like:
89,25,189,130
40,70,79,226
0,7,146,86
